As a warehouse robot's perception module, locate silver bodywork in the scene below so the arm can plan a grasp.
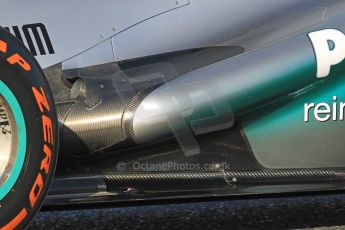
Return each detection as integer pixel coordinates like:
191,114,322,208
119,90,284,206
2,0,345,167
1,0,344,68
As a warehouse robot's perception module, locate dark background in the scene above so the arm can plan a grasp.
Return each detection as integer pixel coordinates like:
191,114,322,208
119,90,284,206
29,192,345,230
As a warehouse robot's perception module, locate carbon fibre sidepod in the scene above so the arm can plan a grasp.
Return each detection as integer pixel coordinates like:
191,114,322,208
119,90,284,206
41,2,345,207
55,13,345,157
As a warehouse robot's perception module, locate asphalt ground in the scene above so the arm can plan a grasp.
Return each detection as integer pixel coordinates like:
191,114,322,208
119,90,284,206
28,193,345,230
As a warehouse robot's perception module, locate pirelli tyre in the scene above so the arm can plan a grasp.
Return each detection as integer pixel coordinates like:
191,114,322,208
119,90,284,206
0,28,58,229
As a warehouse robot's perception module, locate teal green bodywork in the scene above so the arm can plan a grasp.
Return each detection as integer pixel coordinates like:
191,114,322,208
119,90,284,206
242,61,345,168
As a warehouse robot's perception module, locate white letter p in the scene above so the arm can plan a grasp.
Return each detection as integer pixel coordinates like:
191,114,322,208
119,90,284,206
308,29,345,78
